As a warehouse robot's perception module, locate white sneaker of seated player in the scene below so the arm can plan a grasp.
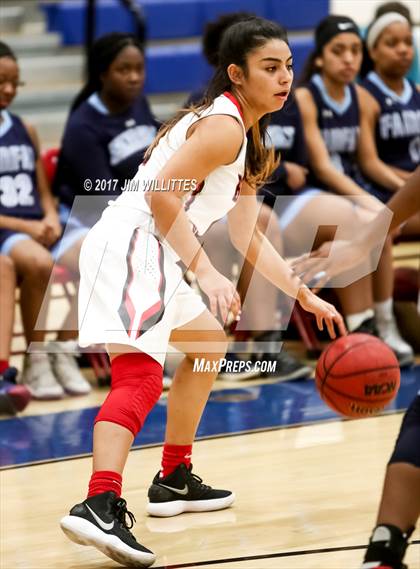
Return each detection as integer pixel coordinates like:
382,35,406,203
49,341,92,396
22,352,65,400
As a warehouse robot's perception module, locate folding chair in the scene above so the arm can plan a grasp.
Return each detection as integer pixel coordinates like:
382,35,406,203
41,149,111,385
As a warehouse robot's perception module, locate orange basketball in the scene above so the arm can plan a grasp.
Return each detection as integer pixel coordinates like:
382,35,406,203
315,333,400,418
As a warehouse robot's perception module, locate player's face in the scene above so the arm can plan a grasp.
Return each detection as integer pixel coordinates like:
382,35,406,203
241,39,293,114
318,33,362,84
101,45,145,104
0,57,20,110
371,22,414,78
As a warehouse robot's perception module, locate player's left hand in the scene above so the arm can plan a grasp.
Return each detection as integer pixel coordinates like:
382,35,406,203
297,287,347,339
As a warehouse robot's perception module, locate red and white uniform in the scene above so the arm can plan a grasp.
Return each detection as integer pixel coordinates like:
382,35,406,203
78,93,247,364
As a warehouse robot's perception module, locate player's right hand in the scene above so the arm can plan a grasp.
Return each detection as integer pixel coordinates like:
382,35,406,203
195,266,241,325
291,239,368,290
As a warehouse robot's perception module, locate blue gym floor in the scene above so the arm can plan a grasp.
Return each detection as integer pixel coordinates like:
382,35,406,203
1,365,419,469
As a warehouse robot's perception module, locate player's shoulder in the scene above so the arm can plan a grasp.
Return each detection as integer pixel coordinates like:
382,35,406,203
194,114,243,146
19,119,40,150
65,103,101,139
356,83,380,114
295,87,317,118
3,110,24,131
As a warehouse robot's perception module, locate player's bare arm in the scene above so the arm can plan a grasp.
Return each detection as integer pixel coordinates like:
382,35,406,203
147,114,243,320
228,180,346,338
292,167,420,284
356,85,404,192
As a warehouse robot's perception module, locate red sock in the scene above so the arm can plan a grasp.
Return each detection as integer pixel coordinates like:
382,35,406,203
87,470,122,498
0,360,9,374
160,443,192,478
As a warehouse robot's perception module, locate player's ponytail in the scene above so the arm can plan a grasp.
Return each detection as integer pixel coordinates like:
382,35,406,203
70,33,144,113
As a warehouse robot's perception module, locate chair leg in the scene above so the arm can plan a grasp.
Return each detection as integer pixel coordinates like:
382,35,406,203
61,282,74,304
87,352,111,387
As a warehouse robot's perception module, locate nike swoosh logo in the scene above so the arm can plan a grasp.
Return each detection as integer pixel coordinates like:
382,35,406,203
86,504,114,531
158,483,189,496
337,23,353,30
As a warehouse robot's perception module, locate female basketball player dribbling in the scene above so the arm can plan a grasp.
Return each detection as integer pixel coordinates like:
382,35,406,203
60,17,345,567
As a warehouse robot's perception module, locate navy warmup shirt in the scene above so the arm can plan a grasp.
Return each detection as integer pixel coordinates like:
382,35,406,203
305,74,366,192
0,110,41,221
362,71,420,201
54,93,159,224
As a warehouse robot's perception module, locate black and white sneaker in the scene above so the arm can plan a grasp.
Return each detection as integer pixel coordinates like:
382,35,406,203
147,463,235,517
353,317,378,336
60,491,155,567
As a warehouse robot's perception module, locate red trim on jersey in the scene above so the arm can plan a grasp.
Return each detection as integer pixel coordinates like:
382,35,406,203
138,300,161,335
223,91,245,121
118,230,166,339
233,174,243,202
184,180,204,212
136,243,164,339
125,228,141,336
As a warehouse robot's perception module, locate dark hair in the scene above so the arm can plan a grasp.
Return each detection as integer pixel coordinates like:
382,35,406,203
70,32,143,113
0,41,16,61
299,15,360,84
146,17,288,188
202,11,256,67
375,1,412,24
361,5,413,77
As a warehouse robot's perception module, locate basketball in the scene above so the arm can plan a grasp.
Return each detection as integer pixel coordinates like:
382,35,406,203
315,334,400,418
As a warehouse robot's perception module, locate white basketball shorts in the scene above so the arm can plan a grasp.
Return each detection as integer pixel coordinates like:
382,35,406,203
78,206,207,366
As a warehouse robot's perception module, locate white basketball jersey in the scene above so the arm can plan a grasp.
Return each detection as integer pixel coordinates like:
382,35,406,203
113,92,247,235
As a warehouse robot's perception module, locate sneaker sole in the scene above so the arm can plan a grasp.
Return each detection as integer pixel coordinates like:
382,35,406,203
146,492,235,517
62,387,92,396
395,353,414,368
60,515,155,567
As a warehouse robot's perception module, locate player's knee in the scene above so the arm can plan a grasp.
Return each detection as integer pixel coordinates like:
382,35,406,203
95,352,163,436
26,251,54,280
0,256,14,281
205,327,229,360
389,395,420,467
187,327,228,365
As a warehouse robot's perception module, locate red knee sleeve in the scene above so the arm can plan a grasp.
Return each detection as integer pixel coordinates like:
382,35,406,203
95,352,163,436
